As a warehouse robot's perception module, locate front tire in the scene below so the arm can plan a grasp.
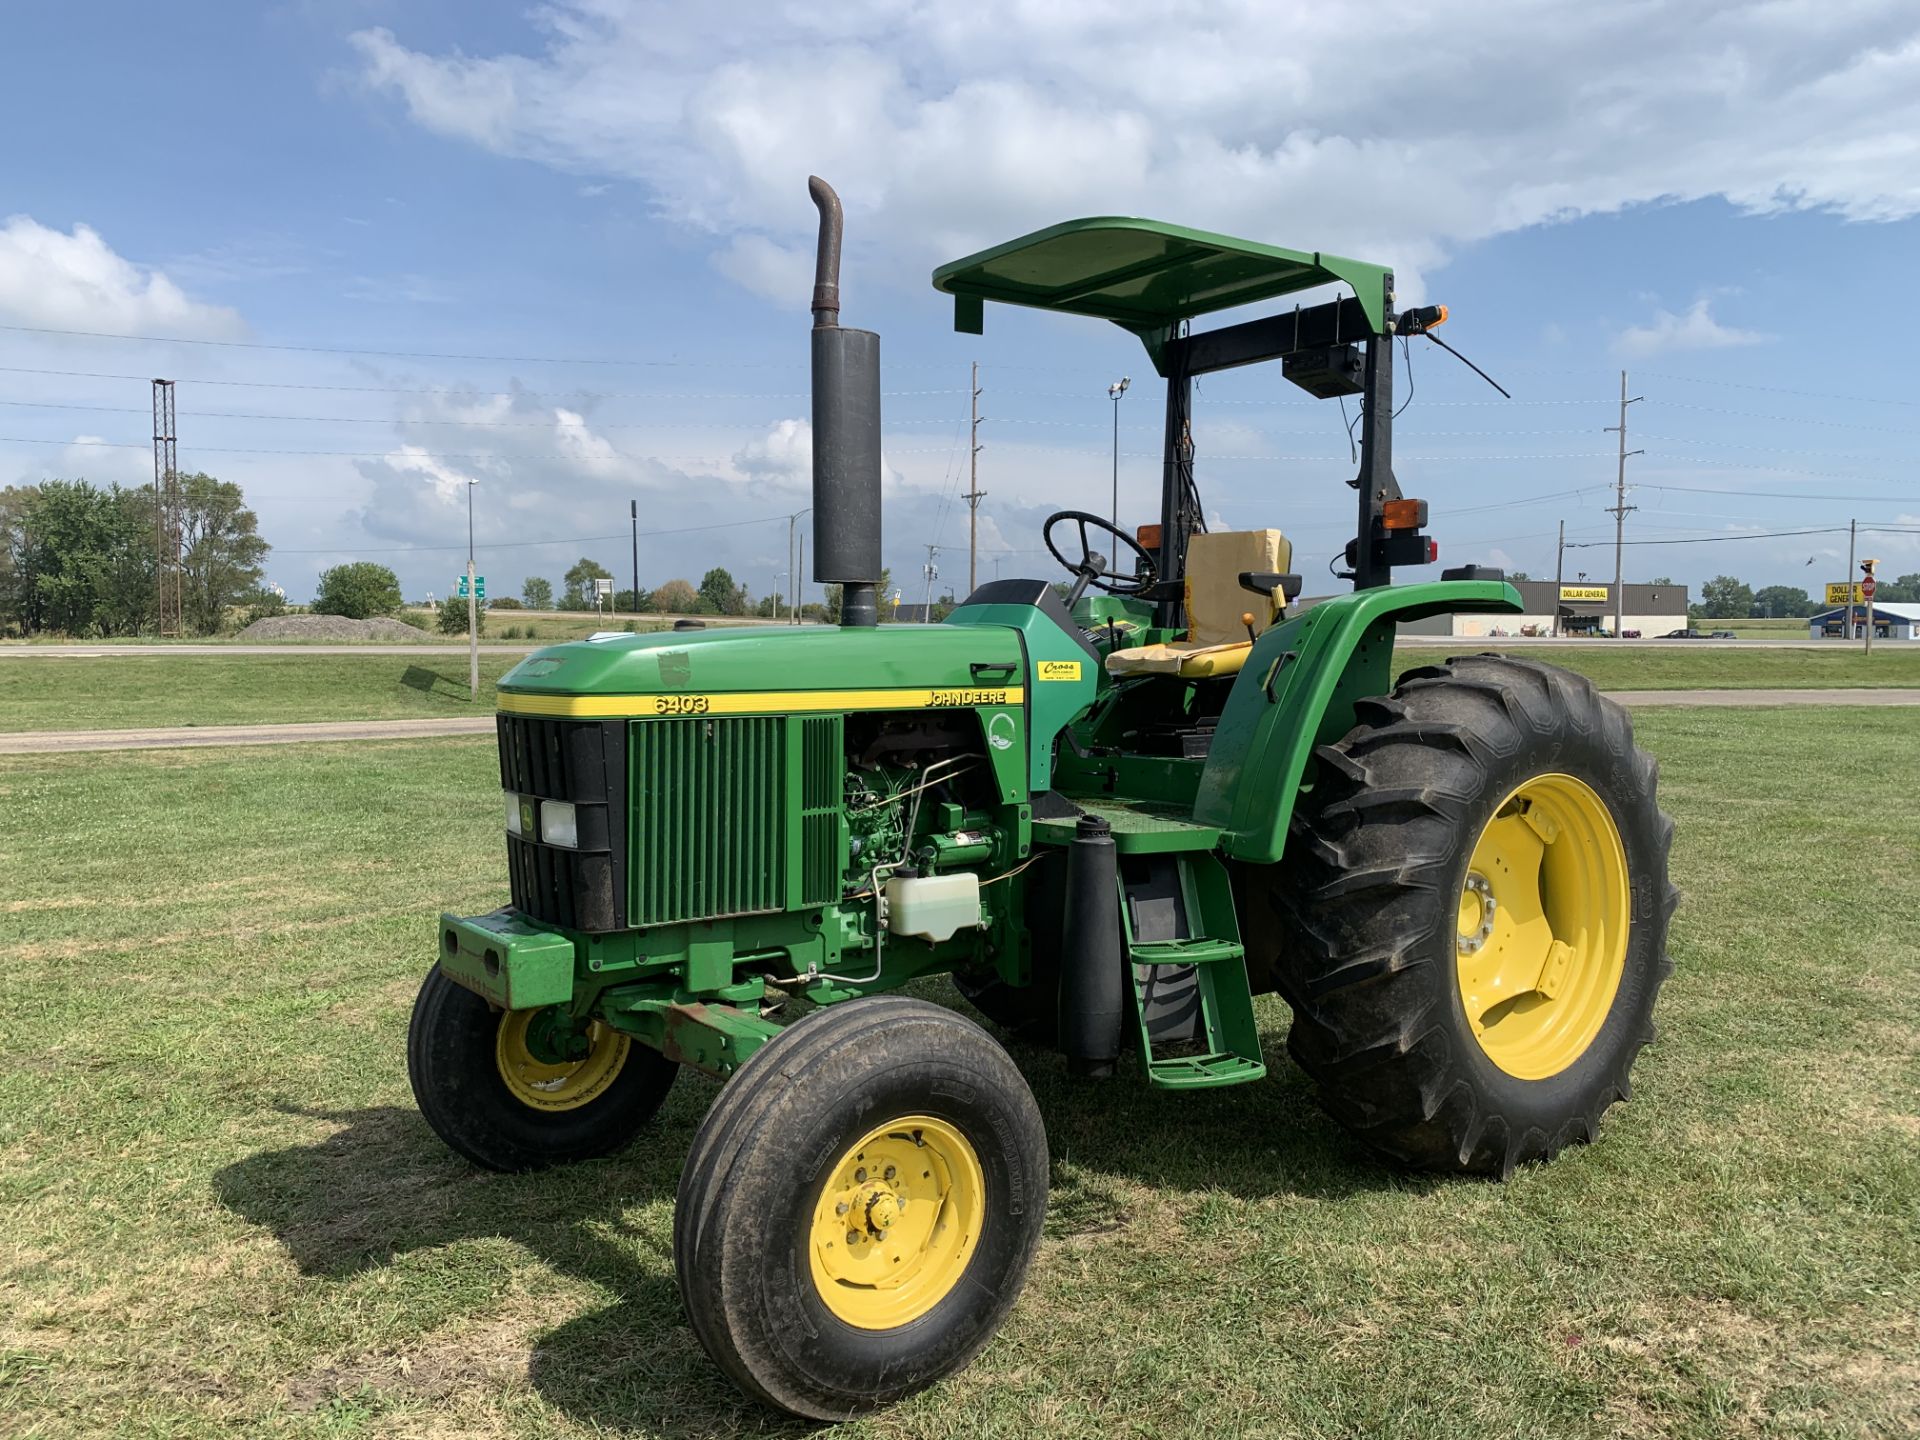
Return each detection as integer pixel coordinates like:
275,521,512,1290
1271,654,1677,1176
675,996,1048,1420
407,965,677,1172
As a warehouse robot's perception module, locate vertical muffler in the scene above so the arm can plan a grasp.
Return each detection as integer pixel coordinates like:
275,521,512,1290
808,177,882,628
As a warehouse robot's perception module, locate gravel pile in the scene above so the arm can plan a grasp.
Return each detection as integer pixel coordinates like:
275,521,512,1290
235,614,430,642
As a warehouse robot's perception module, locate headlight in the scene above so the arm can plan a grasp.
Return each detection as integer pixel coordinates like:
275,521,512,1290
539,800,579,848
505,791,524,836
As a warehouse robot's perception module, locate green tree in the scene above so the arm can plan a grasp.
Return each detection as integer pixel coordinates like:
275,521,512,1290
1508,570,1532,581
562,556,613,610
1697,574,1754,619
1751,584,1813,619
521,575,554,610
613,587,649,613
0,480,150,636
650,577,697,613
698,566,745,616
314,562,403,619
1647,576,1675,586
1879,572,1920,603
176,473,269,633
438,593,486,635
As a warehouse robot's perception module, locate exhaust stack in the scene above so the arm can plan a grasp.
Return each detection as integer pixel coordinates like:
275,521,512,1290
807,176,882,628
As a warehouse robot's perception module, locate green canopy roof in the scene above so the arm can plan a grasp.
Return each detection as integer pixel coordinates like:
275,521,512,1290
931,218,1392,358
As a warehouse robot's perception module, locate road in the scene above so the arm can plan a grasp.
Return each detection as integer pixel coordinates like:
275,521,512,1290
0,717,496,754
4,690,1915,755
0,644,540,658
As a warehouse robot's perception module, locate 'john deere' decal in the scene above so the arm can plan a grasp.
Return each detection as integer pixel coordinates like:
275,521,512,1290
1036,660,1082,682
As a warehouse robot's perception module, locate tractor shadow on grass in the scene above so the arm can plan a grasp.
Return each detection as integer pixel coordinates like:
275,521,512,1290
211,1010,1431,1437
210,1087,820,1439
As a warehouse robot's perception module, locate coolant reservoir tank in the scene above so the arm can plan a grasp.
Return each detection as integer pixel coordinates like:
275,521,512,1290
885,871,984,944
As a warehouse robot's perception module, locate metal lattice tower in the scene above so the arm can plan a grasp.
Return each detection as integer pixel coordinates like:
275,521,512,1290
152,379,183,635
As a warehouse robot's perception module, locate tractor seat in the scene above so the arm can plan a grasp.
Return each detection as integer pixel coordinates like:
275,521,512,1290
1106,530,1293,679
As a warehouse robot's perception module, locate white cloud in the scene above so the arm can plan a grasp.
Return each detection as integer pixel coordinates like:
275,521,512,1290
0,216,244,337
1615,299,1772,357
350,4,1920,305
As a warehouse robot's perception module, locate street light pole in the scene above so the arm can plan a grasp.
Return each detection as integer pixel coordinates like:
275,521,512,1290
1108,377,1130,569
465,479,479,700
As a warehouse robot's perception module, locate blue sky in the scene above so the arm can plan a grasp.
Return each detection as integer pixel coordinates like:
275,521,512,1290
3,1,1917,608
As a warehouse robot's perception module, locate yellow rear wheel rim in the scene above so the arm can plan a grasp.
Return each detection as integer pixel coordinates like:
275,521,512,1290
1455,773,1630,1081
807,1115,984,1330
494,1010,629,1112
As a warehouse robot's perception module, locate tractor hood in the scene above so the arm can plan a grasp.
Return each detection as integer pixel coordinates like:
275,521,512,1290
495,623,1026,719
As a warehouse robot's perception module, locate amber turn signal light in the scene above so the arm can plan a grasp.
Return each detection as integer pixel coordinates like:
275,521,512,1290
1383,498,1428,531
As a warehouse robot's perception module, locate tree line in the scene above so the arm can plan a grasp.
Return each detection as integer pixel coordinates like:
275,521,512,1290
1692,573,1920,620
0,476,270,637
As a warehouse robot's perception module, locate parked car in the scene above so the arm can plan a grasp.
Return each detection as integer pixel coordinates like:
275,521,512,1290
1709,630,1738,640
1660,628,1708,639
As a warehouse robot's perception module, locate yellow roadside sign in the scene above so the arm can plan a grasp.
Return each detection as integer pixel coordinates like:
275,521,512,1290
1825,583,1864,606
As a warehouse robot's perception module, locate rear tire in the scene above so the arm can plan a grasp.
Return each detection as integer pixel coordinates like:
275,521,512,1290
675,996,1048,1420
1269,654,1677,1176
407,965,677,1172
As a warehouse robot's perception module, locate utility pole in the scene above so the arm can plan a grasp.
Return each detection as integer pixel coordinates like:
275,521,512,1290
1552,519,1565,638
151,379,182,636
786,508,810,624
1108,376,1131,569
964,362,985,594
922,543,940,623
629,500,639,614
1845,518,1857,644
465,479,479,700
796,532,805,624
1603,370,1643,637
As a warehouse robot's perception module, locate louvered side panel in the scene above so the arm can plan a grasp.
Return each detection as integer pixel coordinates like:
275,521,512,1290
797,715,844,907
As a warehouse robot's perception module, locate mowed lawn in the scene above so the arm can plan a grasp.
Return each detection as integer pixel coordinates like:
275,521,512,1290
1402,643,1920,692
5,644,1920,734
2,713,1917,1439
0,656,524,731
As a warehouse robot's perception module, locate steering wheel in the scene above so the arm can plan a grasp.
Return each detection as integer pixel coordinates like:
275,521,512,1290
1042,510,1157,597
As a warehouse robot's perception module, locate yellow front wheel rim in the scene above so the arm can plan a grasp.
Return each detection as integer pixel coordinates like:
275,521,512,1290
1455,773,1631,1081
494,1010,629,1111
807,1115,984,1330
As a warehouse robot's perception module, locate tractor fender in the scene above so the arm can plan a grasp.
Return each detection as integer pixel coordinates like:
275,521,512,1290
1192,580,1521,864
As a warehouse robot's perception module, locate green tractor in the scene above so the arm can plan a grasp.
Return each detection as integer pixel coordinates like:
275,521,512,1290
410,178,1675,1419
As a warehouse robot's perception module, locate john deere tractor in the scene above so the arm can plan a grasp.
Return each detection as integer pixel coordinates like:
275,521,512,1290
409,178,1675,1420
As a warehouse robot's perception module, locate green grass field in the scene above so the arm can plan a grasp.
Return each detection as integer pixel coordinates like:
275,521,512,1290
2,711,1915,1438
4,644,1919,734
1405,643,1920,691
0,656,523,731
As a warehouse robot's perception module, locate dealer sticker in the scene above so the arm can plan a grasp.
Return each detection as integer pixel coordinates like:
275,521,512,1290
1037,660,1082,682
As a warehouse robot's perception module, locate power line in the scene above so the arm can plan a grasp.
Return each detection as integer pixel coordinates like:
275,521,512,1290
0,434,964,460
0,367,963,400
1562,526,1847,549
271,512,793,555
0,321,798,368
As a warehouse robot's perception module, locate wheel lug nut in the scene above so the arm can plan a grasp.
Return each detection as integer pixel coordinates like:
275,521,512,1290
855,1168,867,1182
883,1165,896,1181
846,1230,860,1245
835,1202,849,1216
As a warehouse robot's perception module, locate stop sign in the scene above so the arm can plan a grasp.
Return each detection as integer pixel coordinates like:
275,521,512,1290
1863,575,1877,600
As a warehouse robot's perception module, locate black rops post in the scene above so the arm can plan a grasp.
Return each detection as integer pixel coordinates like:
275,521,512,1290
808,177,882,628
1059,814,1126,1077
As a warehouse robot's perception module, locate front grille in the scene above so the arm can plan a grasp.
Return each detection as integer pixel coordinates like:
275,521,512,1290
630,716,787,925
497,714,626,932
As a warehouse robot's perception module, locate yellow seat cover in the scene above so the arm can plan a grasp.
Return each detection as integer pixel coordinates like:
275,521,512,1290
1106,530,1292,679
